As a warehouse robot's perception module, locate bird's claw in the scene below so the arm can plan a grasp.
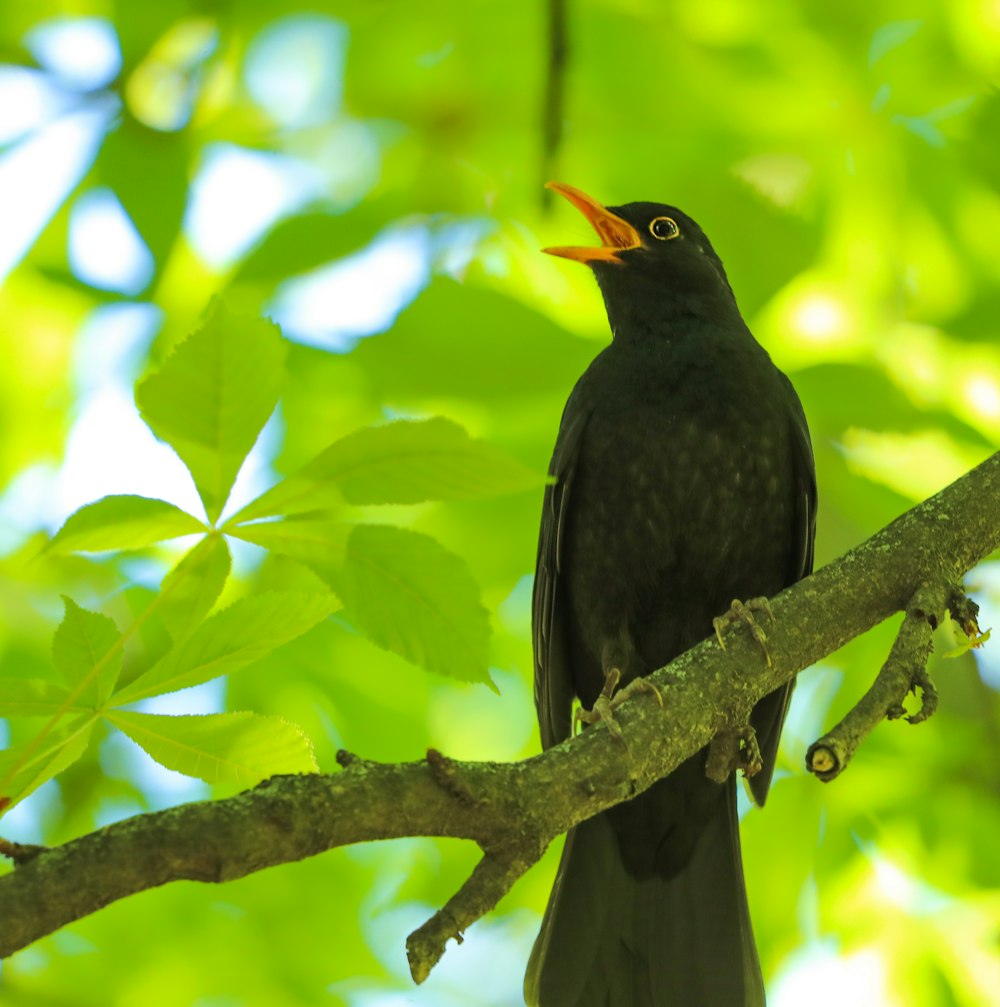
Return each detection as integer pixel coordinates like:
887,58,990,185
713,597,774,666
574,668,663,746
706,724,763,782
737,724,763,778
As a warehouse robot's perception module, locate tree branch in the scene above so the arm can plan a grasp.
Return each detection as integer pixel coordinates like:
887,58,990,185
2,451,999,976
540,0,568,204
806,580,955,780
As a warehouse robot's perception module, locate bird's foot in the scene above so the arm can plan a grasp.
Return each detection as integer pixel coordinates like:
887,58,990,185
713,597,774,667
706,724,763,783
574,668,663,745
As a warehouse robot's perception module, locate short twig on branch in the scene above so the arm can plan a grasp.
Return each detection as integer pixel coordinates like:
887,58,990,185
407,839,544,982
1,451,999,977
806,582,979,782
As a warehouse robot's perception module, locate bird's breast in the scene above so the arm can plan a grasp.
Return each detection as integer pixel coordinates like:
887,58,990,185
561,375,796,701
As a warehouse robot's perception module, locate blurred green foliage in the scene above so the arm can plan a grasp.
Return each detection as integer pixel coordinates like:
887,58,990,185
0,1,999,1005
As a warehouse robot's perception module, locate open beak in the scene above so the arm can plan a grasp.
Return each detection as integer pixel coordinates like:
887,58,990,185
543,181,641,264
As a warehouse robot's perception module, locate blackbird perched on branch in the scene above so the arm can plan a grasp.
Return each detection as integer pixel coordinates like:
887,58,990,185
525,183,817,1006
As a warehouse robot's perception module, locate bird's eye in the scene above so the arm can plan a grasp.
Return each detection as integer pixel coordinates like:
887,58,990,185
649,216,679,241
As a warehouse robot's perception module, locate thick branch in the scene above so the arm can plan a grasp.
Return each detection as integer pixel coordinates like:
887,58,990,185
1,451,999,972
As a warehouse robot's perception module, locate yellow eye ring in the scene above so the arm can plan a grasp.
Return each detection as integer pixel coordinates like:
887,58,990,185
649,216,679,240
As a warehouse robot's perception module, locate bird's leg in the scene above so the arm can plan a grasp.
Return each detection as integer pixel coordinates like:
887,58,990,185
574,646,663,745
713,596,774,667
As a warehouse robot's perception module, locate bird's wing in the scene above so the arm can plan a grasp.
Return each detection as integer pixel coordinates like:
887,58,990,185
533,405,590,750
748,385,817,806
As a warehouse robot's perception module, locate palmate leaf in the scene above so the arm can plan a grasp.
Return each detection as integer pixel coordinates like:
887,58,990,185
333,524,492,686
231,519,491,684
229,416,544,523
52,597,122,705
135,301,287,523
0,717,96,815
158,535,232,641
112,592,337,704
0,679,84,718
227,518,349,583
48,495,206,553
107,711,317,785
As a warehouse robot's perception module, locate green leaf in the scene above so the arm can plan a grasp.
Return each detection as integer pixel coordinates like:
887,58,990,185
228,518,349,586
944,626,991,658
869,20,922,66
98,119,191,270
334,524,492,685
232,209,368,285
225,474,345,526
228,417,543,524
135,301,288,522
0,679,84,718
107,711,317,785
159,535,232,641
52,597,122,704
48,495,206,553
112,592,337,704
0,717,95,816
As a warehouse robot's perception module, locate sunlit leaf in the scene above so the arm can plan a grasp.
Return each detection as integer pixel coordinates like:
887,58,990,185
158,534,232,641
48,495,206,553
112,592,337,704
135,301,287,522
233,209,369,284
333,524,492,685
298,417,544,504
98,119,191,269
944,627,991,657
52,597,122,704
108,710,318,784
0,717,95,816
228,517,349,584
229,417,542,523
0,679,83,718
224,475,344,525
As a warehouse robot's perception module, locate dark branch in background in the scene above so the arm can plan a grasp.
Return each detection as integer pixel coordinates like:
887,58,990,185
541,0,568,205
1,451,999,980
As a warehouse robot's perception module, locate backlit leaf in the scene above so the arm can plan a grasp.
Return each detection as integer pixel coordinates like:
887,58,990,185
48,495,206,554
112,592,337,704
333,524,492,685
158,535,232,641
51,597,122,704
0,679,82,718
0,717,95,816
108,710,318,784
135,302,287,522
228,518,349,587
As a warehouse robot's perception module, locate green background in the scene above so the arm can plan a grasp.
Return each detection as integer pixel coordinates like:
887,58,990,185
1,1,999,1004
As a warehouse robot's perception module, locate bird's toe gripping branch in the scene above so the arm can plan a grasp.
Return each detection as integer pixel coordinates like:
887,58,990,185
806,582,985,783
574,667,663,745
713,597,775,667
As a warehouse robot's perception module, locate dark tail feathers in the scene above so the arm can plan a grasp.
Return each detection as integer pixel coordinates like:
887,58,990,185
525,777,764,1007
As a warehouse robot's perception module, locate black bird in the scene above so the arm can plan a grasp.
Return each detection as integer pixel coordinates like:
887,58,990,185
525,183,816,1006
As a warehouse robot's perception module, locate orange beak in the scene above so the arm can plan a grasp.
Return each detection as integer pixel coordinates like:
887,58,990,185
543,181,641,264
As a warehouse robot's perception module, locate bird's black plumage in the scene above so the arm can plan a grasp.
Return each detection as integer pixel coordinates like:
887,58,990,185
526,185,816,1006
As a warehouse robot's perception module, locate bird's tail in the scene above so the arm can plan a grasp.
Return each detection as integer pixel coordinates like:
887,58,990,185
524,777,764,1007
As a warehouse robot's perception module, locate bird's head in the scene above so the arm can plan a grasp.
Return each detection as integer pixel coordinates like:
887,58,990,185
543,181,740,333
